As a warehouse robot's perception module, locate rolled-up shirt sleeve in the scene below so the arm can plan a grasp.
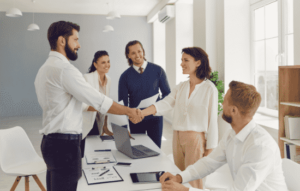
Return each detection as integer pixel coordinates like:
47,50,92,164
153,83,181,116
61,65,113,114
205,87,219,149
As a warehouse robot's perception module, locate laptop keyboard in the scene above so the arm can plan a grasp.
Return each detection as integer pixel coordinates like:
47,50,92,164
134,145,155,153
131,147,146,156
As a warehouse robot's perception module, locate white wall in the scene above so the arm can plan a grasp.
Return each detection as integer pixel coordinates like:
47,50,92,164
193,0,224,81
153,19,166,70
224,0,251,92
165,17,177,89
175,3,193,85
165,2,193,89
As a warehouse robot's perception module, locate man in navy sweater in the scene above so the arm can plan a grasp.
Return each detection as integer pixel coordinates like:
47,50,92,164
119,40,171,148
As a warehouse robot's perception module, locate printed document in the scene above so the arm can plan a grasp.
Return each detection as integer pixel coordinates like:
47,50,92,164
137,94,159,108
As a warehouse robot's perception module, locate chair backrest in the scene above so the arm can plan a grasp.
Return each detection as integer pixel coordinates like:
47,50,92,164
282,158,300,191
0,126,39,171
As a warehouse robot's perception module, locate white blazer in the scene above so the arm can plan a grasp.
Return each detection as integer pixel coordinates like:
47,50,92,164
82,71,111,138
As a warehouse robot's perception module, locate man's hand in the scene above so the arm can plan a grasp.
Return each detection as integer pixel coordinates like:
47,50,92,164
128,108,143,124
159,173,181,184
161,180,189,191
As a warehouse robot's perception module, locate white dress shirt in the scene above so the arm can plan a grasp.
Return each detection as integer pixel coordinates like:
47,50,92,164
34,51,113,135
154,79,218,149
179,120,288,191
132,60,148,73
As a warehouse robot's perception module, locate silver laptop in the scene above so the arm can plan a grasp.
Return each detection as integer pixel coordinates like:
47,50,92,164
111,123,160,159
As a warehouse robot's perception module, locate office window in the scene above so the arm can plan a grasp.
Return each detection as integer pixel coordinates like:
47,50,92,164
251,0,293,116
285,0,294,66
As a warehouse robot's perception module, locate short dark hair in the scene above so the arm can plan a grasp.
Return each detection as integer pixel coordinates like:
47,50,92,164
229,81,262,117
125,40,146,66
47,21,80,50
182,47,211,80
88,51,109,73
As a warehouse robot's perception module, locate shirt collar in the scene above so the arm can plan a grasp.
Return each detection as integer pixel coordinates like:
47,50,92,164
49,51,70,64
132,60,148,72
189,79,207,89
235,119,256,142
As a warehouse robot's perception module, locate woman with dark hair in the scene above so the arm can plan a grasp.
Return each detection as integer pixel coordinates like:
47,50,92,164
80,50,113,156
141,47,218,189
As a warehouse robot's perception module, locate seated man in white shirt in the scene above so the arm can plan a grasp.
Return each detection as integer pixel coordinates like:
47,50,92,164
159,80,288,191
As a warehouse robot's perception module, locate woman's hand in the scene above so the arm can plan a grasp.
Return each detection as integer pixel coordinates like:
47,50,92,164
204,148,213,157
101,124,113,136
87,106,97,112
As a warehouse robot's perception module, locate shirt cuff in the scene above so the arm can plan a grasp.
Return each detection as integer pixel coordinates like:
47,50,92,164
179,170,193,185
189,188,205,191
98,96,113,114
82,103,89,112
153,103,161,116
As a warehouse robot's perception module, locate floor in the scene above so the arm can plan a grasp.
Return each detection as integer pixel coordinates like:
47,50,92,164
0,116,173,191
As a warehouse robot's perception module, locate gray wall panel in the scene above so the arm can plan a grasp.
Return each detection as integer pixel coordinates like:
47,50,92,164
0,12,153,117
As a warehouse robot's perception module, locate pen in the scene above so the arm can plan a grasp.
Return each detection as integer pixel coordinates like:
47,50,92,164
94,149,111,152
99,169,110,177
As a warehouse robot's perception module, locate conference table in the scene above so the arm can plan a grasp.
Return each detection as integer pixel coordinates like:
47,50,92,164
77,134,190,191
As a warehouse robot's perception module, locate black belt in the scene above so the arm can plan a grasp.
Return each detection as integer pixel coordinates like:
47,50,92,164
45,133,82,140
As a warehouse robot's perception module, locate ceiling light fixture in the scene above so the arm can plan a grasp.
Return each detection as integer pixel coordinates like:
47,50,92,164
27,0,40,31
106,0,121,19
6,0,22,17
103,25,114,32
106,10,121,20
103,2,114,32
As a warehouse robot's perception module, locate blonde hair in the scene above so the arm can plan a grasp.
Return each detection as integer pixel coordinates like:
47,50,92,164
229,81,261,117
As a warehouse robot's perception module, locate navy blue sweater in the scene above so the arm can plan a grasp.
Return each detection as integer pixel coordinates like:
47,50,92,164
118,62,170,112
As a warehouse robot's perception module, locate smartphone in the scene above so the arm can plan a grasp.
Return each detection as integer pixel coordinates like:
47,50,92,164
115,162,131,166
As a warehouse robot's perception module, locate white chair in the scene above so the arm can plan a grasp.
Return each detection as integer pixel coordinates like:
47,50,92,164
0,126,46,191
282,158,300,191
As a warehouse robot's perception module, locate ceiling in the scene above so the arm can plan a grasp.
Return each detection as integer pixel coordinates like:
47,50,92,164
0,0,163,16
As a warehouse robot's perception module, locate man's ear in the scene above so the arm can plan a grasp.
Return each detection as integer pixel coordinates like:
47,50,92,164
232,106,239,116
57,36,66,47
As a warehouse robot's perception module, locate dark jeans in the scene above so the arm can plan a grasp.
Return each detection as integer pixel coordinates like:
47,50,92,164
129,116,163,148
41,134,82,191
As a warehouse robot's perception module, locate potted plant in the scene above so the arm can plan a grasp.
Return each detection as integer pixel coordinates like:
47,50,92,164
209,71,224,115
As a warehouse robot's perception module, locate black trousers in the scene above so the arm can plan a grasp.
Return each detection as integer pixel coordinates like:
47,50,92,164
129,116,163,148
41,134,82,191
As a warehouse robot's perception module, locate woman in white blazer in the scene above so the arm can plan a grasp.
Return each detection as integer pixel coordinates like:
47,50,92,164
80,51,113,157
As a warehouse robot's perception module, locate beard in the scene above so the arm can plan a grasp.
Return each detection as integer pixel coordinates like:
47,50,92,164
65,39,78,61
222,111,232,124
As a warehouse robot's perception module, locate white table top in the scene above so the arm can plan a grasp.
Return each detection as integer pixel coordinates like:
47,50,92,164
77,134,188,191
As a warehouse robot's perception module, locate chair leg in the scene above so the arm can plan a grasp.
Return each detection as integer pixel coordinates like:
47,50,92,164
32,175,46,191
10,176,22,191
25,176,30,191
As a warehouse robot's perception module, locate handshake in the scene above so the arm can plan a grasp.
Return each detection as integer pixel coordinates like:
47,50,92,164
128,108,145,124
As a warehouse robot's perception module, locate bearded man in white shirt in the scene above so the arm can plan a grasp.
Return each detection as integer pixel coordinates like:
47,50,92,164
34,21,142,191
159,81,288,191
